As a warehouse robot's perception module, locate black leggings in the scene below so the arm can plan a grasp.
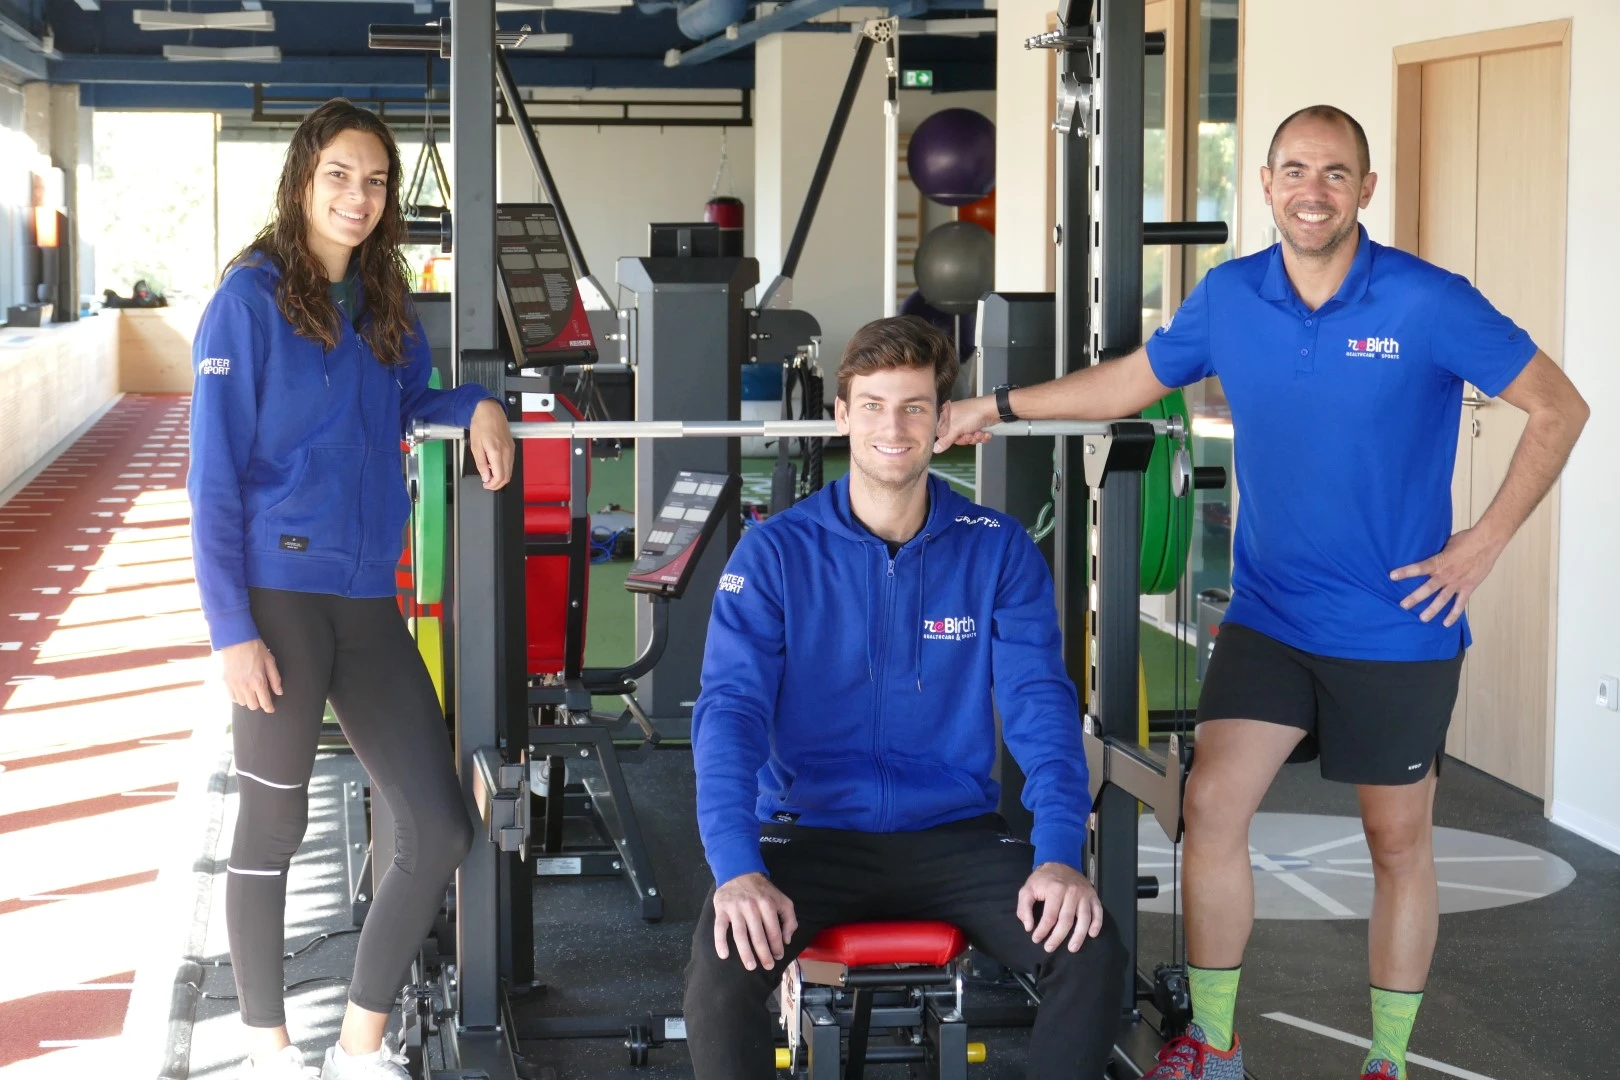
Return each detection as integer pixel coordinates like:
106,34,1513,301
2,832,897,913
226,588,472,1027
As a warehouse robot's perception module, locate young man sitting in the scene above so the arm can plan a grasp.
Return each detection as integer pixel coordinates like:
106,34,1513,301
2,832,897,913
683,315,1128,1079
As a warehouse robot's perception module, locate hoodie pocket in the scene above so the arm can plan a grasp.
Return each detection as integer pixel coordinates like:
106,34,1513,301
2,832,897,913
883,753,991,823
361,447,411,563
781,757,882,820
255,445,361,558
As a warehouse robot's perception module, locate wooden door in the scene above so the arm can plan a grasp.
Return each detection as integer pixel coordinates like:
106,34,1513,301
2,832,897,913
1416,55,1478,762
1463,45,1565,797
1411,39,1567,799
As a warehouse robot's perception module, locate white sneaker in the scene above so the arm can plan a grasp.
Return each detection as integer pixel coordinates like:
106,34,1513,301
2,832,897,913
240,1045,320,1079
319,1034,411,1079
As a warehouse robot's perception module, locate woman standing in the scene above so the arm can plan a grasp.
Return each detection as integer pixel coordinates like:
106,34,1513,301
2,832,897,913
187,99,513,1079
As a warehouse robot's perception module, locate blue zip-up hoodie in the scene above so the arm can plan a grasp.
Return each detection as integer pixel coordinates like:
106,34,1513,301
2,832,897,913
691,474,1091,888
187,258,495,650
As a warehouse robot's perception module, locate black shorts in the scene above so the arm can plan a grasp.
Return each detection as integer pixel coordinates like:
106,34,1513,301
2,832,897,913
1196,622,1464,786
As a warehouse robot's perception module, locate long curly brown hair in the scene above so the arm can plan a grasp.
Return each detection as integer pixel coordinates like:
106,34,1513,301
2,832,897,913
229,99,415,365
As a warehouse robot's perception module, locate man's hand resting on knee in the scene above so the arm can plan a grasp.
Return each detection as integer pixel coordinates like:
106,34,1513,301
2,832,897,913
713,872,799,972
1018,862,1106,953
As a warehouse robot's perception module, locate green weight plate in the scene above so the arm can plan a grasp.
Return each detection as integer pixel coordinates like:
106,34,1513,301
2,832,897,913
414,438,447,605
1138,393,1173,595
1137,389,1195,596
412,363,447,604
1151,389,1194,595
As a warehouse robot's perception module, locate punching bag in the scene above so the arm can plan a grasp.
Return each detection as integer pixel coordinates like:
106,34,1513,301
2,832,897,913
705,195,745,257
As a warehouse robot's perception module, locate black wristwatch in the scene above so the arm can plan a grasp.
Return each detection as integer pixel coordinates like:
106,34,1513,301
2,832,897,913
994,384,1020,424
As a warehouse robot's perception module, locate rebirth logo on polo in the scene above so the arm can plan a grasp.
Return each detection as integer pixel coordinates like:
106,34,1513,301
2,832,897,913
922,615,977,642
1346,336,1400,360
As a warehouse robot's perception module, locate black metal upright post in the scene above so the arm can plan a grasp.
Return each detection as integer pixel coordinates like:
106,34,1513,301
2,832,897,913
450,0,525,1072
1089,0,1145,363
1088,0,1148,1018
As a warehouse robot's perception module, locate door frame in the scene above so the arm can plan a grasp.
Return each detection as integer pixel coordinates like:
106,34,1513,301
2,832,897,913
1389,18,1571,807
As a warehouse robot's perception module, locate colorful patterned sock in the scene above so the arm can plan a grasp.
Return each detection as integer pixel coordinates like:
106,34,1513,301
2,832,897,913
1364,985,1423,1078
1187,964,1242,1052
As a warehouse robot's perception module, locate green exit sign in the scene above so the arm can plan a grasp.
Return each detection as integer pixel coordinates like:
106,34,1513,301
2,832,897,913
902,69,934,89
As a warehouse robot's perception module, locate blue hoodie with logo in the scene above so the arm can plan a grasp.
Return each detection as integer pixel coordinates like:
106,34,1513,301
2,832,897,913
692,474,1091,888
187,259,495,650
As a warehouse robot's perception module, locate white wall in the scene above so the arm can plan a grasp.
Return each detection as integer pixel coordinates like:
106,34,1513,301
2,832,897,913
497,112,755,304
1241,1,1620,850
994,0,1056,292
755,31,887,378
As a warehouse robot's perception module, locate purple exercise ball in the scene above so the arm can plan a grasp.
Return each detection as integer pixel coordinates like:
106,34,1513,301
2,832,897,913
907,108,996,207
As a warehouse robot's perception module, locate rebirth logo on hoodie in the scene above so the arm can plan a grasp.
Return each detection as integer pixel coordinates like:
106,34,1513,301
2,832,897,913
922,615,977,642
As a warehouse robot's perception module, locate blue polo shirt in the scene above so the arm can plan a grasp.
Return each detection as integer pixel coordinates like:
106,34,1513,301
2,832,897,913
1145,226,1537,661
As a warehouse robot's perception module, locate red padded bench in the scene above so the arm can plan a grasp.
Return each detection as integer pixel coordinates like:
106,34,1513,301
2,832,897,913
779,922,982,1079
522,397,589,678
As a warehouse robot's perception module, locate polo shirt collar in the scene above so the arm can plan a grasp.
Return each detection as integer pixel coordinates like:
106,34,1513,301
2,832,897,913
1259,222,1375,307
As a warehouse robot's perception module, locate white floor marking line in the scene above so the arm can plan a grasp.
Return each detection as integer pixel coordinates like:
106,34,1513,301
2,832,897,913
1307,867,1542,898
1139,845,1176,855
1286,831,1366,858
1262,1013,1500,1080
39,1039,122,1048
1326,856,1543,865
1252,848,1355,916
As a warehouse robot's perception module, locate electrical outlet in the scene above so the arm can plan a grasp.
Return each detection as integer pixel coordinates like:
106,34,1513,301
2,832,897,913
1599,675,1620,711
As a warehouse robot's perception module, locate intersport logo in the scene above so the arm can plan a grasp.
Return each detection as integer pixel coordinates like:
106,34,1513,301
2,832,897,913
1346,336,1400,360
922,615,977,642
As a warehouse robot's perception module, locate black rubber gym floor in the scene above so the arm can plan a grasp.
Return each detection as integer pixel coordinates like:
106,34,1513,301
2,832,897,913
178,743,1619,1079
511,749,1620,1080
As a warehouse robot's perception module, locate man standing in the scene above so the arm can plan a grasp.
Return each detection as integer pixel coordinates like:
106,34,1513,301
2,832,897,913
935,105,1588,1079
685,315,1127,1078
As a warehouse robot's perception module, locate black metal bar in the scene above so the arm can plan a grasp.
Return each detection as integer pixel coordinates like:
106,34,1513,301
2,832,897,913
1144,220,1229,246
1091,0,1145,362
582,597,668,686
448,0,521,1059
841,968,955,988
845,989,873,1080
780,34,875,282
1087,423,1155,1017
1144,30,1164,55
493,47,594,279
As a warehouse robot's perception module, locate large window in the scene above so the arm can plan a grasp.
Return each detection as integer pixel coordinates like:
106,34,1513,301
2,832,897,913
88,112,218,302
89,113,448,304
0,81,39,313
1139,0,1240,623
1183,0,1238,603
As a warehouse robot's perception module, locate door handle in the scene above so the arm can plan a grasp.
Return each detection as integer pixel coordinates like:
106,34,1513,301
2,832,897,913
1462,393,1490,408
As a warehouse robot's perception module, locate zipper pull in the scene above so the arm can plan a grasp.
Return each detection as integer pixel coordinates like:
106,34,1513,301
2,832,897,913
887,559,895,577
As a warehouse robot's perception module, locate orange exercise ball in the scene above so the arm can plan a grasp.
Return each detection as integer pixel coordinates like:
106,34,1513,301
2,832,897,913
957,190,995,234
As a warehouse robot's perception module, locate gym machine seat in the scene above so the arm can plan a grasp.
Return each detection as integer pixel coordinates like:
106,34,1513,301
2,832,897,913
778,922,986,1079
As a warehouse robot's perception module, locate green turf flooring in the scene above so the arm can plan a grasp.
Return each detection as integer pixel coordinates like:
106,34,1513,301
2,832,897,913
581,447,1202,710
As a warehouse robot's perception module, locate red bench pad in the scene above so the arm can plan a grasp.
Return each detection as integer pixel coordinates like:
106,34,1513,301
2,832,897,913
798,922,967,968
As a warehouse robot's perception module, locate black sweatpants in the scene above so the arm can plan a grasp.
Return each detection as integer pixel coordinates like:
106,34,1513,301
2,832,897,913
226,587,473,1027
684,815,1127,1079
